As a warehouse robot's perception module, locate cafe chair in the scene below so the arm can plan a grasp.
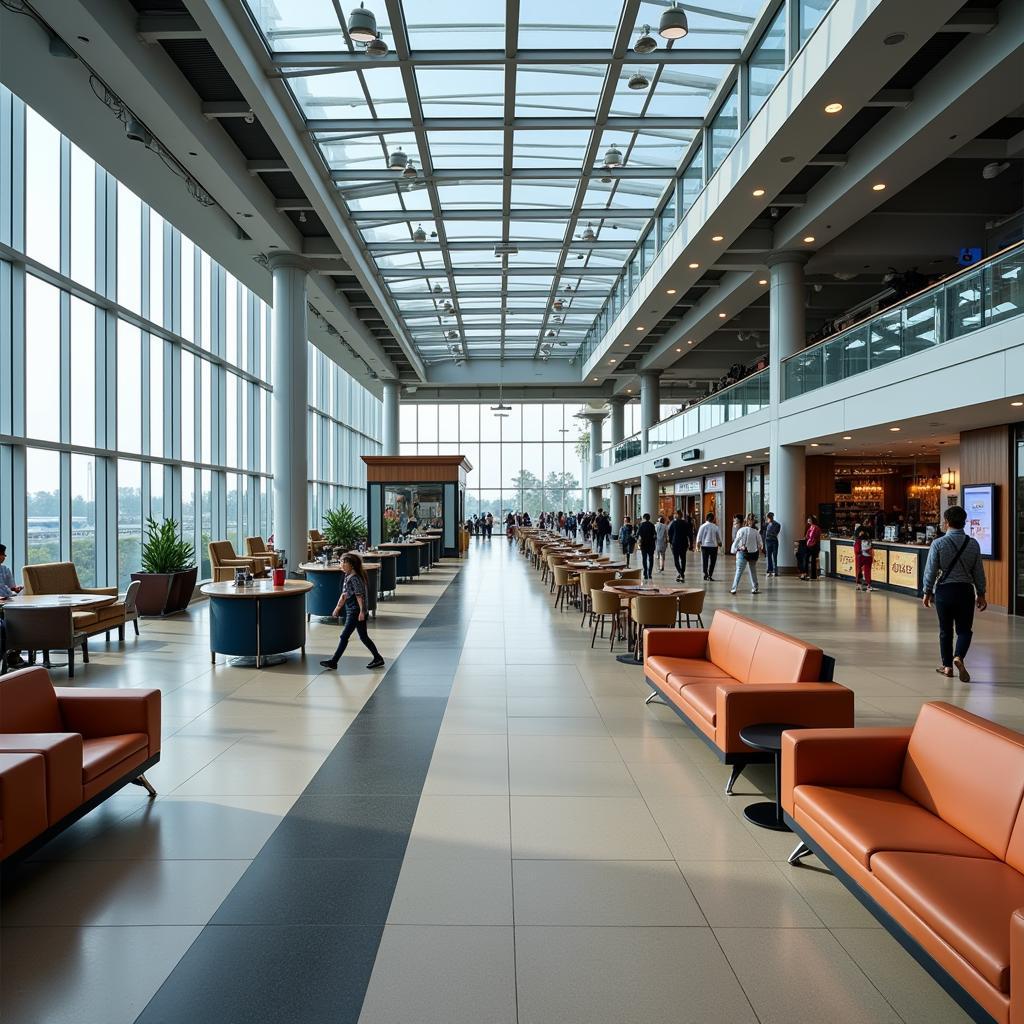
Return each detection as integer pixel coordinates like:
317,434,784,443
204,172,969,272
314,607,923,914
617,567,642,581
552,565,580,613
121,579,142,637
21,562,126,641
245,536,281,570
589,588,625,651
208,540,268,584
630,594,678,661
578,569,618,627
308,529,327,559
2,606,89,678
677,589,706,628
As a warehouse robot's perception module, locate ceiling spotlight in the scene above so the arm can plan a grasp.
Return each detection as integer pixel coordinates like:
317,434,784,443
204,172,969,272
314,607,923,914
628,71,650,91
634,25,658,53
889,426,901,432
243,110,255,125
402,162,417,179
687,340,693,345
711,234,724,242
752,187,766,197
388,148,408,170
842,435,852,440
688,262,699,269
124,116,151,145
872,182,886,191
347,3,378,43
635,325,644,331
553,299,564,311
666,288,677,295
758,278,768,285
564,284,573,292
298,210,307,223
366,33,389,57
1011,400,1023,407
581,223,597,242
983,161,1010,180
546,329,557,338
413,224,427,242
718,312,727,318
603,145,624,169
659,1,689,39
803,235,815,243
433,284,443,294
446,330,459,340
824,101,843,114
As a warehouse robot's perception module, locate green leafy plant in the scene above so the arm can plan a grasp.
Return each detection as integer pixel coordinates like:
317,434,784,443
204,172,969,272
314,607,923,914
574,428,590,462
140,516,196,573
322,505,368,551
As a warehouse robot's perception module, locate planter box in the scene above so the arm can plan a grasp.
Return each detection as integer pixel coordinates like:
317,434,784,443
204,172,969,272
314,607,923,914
130,568,198,616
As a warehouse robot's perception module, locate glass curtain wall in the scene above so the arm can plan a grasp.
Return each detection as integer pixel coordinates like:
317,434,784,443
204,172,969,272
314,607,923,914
398,403,588,518
0,88,380,586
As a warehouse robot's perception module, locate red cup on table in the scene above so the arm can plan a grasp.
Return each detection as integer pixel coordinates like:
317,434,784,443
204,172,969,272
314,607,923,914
272,567,286,587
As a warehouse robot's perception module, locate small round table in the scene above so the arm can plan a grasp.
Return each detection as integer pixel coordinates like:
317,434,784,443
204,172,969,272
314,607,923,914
381,542,426,580
603,584,702,665
201,579,313,668
738,723,799,832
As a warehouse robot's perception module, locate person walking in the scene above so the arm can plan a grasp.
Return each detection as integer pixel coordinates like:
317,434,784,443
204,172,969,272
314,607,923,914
654,515,669,573
730,514,764,594
922,505,987,681
618,516,636,567
668,509,694,582
696,512,723,581
801,515,822,580
854,527,874,591
637,513,657,580
320,553,385,671
763,512,781,577
595,510,611,553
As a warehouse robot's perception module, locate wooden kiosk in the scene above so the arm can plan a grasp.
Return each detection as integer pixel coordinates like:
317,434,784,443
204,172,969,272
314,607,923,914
363,455,472,558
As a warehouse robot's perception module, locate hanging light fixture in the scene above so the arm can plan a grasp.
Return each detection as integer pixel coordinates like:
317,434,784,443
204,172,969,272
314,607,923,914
387,147,408,170
634,25,658,54
433,284,443,294
603,144,623,168
546,329,557,338
581,223,597,242
659,2,689,39
402,162,417,180
446,329,459,340
627,71,650,91
553,299,564,311
366,33,389,57
412,223,427,242
348,3,378,43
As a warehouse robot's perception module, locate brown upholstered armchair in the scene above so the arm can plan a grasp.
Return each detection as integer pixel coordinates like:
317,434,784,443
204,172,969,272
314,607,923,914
21,562,126,640
245,536,281,570
308,529,327,559
208,540,268,583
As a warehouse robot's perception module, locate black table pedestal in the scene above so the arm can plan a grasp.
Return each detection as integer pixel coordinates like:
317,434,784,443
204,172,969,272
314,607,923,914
738,722,798,833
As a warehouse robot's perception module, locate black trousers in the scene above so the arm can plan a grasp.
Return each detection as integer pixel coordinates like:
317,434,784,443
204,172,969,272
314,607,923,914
641,547,655,578
701,546,718,578
934,582,976,666
806,545,821,579
672,547,688,576
329,604,381,663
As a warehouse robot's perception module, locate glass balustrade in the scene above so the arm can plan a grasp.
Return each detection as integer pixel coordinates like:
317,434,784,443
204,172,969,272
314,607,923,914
783,242,1024,399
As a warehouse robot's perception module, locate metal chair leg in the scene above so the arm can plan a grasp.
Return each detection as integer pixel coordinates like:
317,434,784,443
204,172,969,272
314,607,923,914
131,773,157,798
788,841,813,865
725,763,745,795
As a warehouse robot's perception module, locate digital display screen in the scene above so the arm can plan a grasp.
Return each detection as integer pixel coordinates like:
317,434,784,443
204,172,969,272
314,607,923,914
962,484,996,557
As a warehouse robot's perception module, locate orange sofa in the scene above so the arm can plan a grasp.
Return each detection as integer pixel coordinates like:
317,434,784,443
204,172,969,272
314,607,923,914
643,610,853,793
0,667,161,865
782,703,1024,1024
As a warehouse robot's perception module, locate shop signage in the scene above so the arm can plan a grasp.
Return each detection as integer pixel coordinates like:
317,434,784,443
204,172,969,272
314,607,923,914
674,479,701,495
888,550,919,587
962,483,996,557
653,457,670,468
704,475,724,491
872,547,888,582
834,543,856,577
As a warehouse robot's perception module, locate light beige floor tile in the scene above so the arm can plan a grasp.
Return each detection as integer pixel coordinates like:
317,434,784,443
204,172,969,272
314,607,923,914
716,927,902,1023
513,860,705,926
170,756,327,796
0,925,202,1024
832,928,975,1023
406,795,512,859
509,759,638,797
627,759,719,798
682,861,822,927
646,796,770,861
423,749,509,795
515,926,758,1024
507,715,612,737
358,926,516,1024
388,858,513,925
613,736,696,763
506,696,601,717
510,796,671,860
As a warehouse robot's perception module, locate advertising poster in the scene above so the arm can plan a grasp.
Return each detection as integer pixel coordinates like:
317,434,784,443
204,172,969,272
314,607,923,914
872,547,888,583
962,484,995,557
835,543,856,577
888,550,920,589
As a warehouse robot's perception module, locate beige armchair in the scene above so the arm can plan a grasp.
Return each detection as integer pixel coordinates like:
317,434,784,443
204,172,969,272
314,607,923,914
308,529,327,560
208,540,268,583
2,606,89,677
21,562,126,640
245,536,281,570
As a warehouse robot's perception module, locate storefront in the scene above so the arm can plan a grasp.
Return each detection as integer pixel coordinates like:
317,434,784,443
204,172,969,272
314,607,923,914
745,464,770,524
657,483,675,520
702,474,725,522
674,477,702,519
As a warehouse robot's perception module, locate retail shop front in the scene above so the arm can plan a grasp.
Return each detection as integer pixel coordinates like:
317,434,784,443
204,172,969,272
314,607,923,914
674,477,702,519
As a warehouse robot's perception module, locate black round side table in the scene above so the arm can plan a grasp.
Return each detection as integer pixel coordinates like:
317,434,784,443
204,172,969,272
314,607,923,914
738,722,799,832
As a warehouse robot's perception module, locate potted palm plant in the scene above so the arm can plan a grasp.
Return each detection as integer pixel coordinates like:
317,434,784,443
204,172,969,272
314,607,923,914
131,516,198,616
322,505,368,553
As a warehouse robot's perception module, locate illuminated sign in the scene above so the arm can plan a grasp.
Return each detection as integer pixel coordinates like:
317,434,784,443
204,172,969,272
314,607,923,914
872,547,888,583
674,479,701,495
962,483,996,557
888,550,919,588
834,543,856,577
704,475,724,491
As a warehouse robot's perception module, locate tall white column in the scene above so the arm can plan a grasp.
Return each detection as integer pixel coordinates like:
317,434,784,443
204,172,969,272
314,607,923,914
589,486,603,512
768,252,809,571
641,473,658,520
270,254,309,576
639,371,660,453
382,380,400,456
609,397,626,446
610,482,624,528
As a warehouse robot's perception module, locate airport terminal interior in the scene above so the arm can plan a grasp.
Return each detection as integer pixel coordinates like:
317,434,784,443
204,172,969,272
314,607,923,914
0,0,1023,1022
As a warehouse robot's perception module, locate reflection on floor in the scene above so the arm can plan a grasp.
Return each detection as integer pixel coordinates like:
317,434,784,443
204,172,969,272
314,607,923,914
2,539,1021,1023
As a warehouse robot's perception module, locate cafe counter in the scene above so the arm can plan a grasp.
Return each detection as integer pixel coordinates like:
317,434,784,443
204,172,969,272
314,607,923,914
828,538,929,596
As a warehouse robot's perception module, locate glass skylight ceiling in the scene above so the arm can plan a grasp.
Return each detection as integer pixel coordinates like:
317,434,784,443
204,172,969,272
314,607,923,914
245,0,763,363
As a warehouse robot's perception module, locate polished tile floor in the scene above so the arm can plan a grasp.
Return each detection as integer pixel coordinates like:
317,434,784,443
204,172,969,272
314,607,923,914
3,539,1022,1023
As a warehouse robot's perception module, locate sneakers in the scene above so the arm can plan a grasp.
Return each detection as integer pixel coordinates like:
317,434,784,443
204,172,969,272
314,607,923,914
866,586,874,592
751,589,759,594
675,575,683,582
367,657,386,670
730,589,737,595
319,659,338,670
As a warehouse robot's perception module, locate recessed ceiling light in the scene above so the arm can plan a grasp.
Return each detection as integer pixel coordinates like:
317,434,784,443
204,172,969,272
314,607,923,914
810,442,819,447
825,102,843,114
1012,401,1023,407
636,326,644,331
745,454,752,459
623,343,630,348
675,347,682,352
718,312,727,318
626,388,632,393
872,183,886,191
687,340,693,345
609,358,616,363
592,377,599,381
688,262,700,269
711,235,724,242
889,426,901,432
758,278,768,285
752,188,766,197
666,288,677,295
842,435,852,440
803,236,815,243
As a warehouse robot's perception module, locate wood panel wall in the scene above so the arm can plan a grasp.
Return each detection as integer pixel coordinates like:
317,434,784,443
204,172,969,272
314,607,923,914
805,455,837,520
959,425,1011,610
363,456,470,484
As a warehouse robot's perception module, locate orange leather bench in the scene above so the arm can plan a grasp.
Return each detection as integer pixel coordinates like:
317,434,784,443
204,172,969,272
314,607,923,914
782,703,1024,1024
0,667,161,865
643,610,853,793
